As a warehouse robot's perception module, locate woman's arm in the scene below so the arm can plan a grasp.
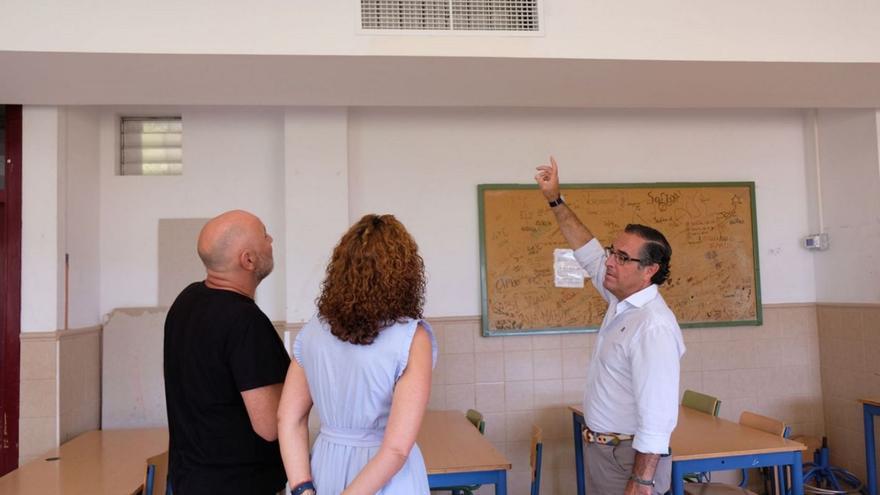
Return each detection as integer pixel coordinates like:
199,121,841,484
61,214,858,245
342,325,433,495
277,359,314,490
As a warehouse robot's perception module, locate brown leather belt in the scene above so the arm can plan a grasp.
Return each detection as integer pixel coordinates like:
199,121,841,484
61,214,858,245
582,426,634,446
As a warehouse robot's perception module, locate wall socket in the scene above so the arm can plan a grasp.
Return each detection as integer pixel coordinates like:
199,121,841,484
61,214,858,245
802,233,830,251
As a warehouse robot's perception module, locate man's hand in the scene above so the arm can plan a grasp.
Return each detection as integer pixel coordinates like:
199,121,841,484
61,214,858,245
624,479,653,495
534,156,561,201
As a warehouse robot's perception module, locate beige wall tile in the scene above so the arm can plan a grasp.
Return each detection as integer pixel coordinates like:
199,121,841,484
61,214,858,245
505,381,534,412
532,334,562,350
474,351,505,383
20,379,57,418
533,349,562,380
18,416,57,459
503,335,533,351
445,383,476,412
561,333,595,349
444,323,476,354
533,379,563,409
482,412,506,444
475,382,506,413
444,353,475,384
474,334,504,352
505,411,535,442
562,347,590,379
563,378,586,405
504,350,534,381
428,385,446,410
20,340,57,380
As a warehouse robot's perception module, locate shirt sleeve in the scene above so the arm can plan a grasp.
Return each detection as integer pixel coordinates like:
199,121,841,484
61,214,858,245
230,312,291,392
395,319,438,380
629,324,681,454
573,238,614,303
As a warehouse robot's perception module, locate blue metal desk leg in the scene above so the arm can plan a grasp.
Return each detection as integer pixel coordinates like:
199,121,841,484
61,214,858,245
866,403,878,495
791,450,804,495
671,460,685,495
573,413,585,495
496,471,507,495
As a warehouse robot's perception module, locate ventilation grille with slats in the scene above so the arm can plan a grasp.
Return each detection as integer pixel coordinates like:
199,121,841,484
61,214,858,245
120,117,182,176
361,0,539,32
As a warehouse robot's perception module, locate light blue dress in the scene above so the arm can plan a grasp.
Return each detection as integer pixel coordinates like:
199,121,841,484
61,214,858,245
293,316,438,495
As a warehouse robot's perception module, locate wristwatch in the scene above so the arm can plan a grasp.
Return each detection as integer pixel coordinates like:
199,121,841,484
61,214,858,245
630,474,655,487
291,480,316,494
548,195,565,208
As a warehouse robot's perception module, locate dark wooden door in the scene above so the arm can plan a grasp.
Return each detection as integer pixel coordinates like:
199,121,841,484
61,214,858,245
0,105,22,475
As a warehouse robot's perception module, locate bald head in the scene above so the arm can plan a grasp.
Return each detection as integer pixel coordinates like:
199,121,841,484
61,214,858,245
198,210,270,273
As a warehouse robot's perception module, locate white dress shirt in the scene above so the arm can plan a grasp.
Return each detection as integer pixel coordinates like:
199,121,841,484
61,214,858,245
574,238,686,454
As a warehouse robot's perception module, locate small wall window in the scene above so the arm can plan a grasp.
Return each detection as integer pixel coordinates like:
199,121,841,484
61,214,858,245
120,117,183,176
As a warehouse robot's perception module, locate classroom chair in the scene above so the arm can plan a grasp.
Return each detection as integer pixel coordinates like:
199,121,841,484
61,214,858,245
431,409,486,495
143,450,170,495
683,411,787,495
682,389,722,417
681,390,722,482
530,424,544,495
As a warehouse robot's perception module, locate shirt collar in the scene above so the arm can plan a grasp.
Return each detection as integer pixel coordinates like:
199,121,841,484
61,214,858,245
614,284,658,314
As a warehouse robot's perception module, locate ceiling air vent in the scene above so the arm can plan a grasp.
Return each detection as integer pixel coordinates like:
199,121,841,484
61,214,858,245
361,0,539,32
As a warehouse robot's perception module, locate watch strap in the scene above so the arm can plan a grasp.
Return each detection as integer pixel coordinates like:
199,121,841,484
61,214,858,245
291,481,316,494
548,195,565,208
630,474,655,487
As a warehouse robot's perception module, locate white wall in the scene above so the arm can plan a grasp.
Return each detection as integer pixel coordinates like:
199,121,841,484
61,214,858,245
347,108,816,317
30,106,820,324
97,107,287,320
813,109,880,303
62,107,102,328
283,108,351,323
2,1,879,63
21,106,62,332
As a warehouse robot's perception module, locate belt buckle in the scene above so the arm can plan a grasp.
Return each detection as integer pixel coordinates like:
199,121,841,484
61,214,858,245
582,428,621,446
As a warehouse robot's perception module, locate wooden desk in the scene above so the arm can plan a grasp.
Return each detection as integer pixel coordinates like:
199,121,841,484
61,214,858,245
0,428,168,495
569,405,806,495
861,398,880,495
420,410,511,494
1,415,507,495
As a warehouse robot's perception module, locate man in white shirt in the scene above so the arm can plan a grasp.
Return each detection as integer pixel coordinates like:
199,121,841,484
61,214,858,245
535,157,686,495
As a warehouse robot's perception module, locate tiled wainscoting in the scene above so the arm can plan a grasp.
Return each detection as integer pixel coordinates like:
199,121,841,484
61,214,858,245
817,303,880,487
18,326,101,466
288,304,824,495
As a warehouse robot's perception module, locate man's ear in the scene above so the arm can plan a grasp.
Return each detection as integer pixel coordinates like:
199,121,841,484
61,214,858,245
641,262,659,282
240,249,256,272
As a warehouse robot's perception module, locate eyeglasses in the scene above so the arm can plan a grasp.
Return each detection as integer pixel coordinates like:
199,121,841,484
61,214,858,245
604,246,643,265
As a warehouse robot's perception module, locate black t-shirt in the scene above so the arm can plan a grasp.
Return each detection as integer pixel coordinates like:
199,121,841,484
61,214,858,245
164,282,290,495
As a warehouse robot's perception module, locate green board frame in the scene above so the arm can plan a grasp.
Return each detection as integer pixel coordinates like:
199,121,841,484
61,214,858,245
478,182,762,336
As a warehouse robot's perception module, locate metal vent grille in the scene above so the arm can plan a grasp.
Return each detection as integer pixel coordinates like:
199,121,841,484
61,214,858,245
120,117,183,176
361,0,539,31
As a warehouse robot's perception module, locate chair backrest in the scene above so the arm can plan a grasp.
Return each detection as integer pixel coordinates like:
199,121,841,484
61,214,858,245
144,451,169,495
466,409,486,435
681,389,721,416
739,411,786,437
530,425,543,495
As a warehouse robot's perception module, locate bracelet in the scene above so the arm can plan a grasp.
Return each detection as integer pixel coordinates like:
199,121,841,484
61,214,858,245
629,474,655,487
548,195,565,208
291,480,316,495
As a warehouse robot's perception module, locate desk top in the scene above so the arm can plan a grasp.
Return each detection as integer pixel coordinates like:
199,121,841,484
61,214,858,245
569,405,805,461
860,398,880,407
419,410,511,474
0,428,168,495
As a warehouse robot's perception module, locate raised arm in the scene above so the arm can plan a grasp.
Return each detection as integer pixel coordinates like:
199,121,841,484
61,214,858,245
342,325,433,495
277,360,314,491
534,156,594,249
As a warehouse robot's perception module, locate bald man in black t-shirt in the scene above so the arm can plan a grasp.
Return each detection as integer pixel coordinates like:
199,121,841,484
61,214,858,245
164,210,290,495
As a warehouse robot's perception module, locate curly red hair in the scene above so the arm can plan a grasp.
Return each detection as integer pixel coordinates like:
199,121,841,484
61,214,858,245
317,214,426,345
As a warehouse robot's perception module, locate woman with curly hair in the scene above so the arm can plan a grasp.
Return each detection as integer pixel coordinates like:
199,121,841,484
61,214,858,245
278,214,437,495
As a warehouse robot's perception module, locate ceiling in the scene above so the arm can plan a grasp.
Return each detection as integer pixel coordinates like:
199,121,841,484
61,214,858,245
2,51,880,108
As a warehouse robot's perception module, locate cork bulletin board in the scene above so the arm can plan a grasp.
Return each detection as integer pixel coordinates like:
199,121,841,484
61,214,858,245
479,183,761,336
